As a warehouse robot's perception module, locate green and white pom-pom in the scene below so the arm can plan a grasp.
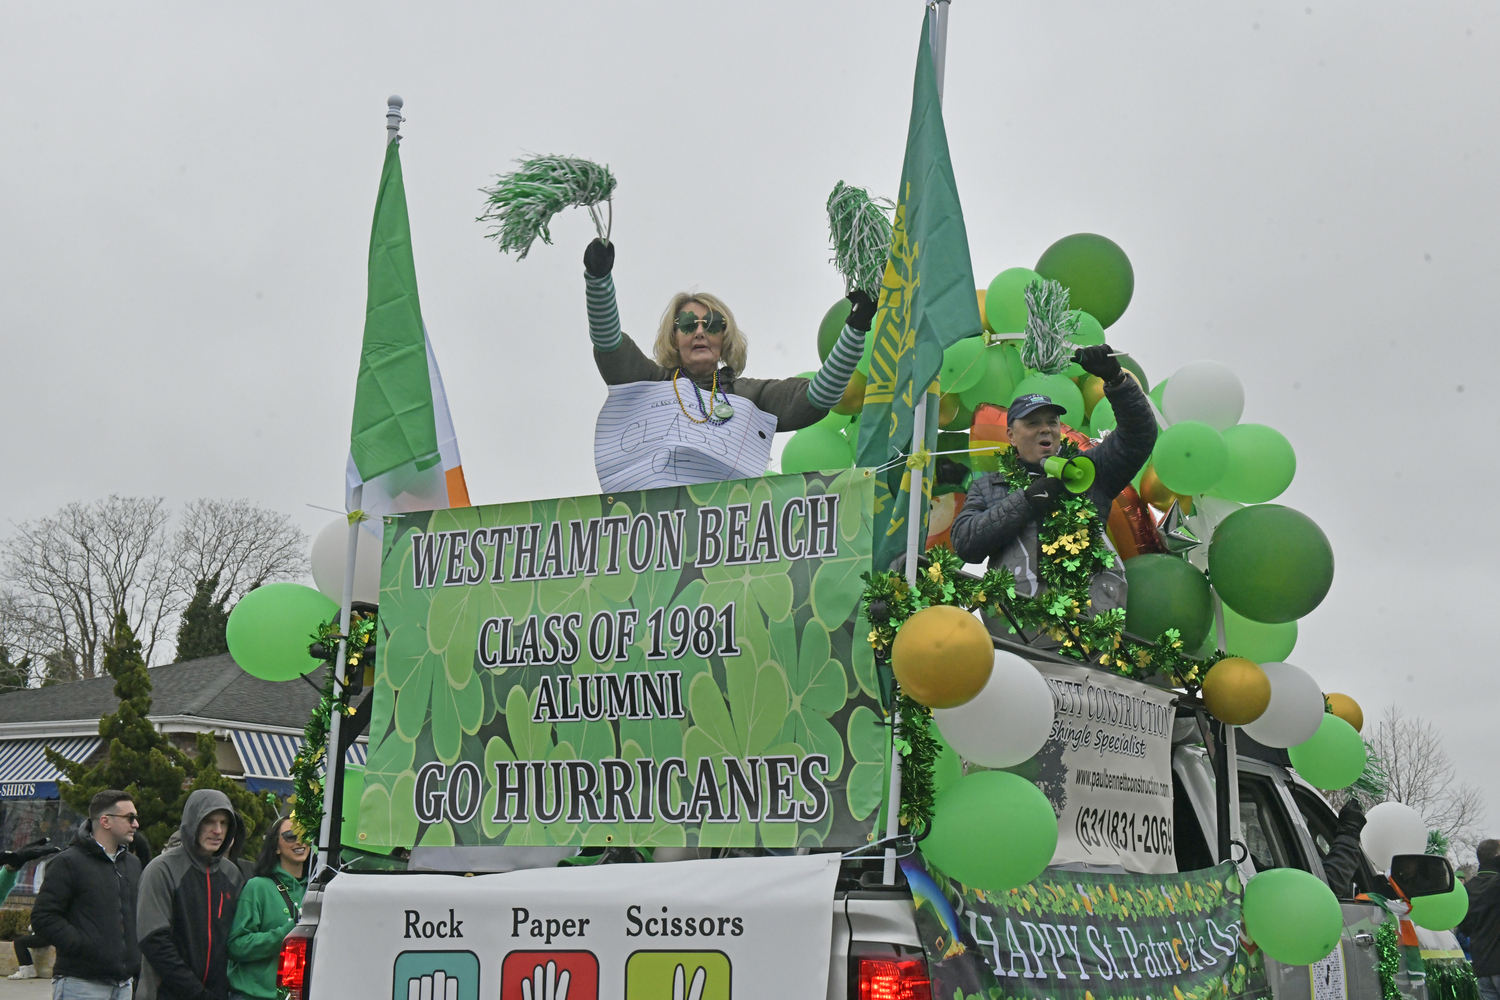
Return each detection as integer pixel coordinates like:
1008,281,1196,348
826,181,894,297
478,155,616,259
1020,278,1081,375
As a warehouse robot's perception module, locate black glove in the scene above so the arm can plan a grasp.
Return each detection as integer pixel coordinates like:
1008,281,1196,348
1336,798,1367,836
0,839,58,870
583,238,614,278
845,290,878,333
1023,477,1066,514
1074,344,1122,384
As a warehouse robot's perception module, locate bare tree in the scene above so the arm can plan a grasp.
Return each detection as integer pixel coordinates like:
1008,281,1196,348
171,498,309,605
0,496,177,676
1367,706,1487,863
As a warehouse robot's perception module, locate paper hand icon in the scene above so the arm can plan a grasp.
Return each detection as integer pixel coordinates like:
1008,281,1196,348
520,960,570,1000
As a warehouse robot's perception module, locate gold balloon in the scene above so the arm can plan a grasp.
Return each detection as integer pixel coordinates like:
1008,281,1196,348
833,370,867,415
891,605,994,709
1326,693,1364,733
1202,657,1272,726
1079,375,1106,419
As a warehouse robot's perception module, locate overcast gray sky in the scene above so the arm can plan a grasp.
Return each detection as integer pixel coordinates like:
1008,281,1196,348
3,3,1496,826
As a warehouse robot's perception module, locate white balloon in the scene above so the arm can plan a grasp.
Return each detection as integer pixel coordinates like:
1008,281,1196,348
1162,360,1245,431
310,518,382,605
1360,802,1429,873
1240,662,1323,748
932,651,1054,768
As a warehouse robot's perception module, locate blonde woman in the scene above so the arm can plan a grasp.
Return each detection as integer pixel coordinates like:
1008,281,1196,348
584,238,872,490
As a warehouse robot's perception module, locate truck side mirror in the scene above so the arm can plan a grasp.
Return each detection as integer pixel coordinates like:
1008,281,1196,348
1388,854,1455,899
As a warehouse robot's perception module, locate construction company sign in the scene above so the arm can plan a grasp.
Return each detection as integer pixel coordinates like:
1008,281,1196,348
357,470,885,851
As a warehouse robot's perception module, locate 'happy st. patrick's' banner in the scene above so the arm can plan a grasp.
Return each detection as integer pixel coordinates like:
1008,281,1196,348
904,856,1270,1000
357,470,884,850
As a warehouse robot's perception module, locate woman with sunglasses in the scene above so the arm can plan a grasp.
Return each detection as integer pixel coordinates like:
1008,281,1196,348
226,815,312,1000
584,238,874,489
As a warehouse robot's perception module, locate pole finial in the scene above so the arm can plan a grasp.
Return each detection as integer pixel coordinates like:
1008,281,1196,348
386,95,405,144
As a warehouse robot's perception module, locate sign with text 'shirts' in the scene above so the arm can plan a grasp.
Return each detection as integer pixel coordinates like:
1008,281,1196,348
357,471,883,850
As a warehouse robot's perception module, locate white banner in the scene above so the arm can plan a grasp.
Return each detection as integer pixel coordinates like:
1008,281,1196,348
1029,661,1178,874
594,381,778,492
309,854,841,1000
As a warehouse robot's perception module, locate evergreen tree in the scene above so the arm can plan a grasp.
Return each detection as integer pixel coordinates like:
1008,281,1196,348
174,574,230,662
0,647,30,692
50,612,191,850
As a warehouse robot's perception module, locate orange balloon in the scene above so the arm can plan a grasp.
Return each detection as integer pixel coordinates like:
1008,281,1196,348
1326,693,1364,733
1202,657,1272,725
892,605,994,709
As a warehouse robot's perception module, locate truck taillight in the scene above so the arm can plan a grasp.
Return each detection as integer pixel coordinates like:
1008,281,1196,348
856,955,931,1000
279,927,313,1000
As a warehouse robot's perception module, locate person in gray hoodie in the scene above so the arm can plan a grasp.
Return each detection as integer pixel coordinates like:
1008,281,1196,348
136,790,245,1000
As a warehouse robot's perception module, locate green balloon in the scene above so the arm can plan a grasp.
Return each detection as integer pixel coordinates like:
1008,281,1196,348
1070,310,1106,347
1213,424,1297,503
1208,505,1335,624
1219,603,1298,662
1035,233,1134,329
814,408,851,432
1012,372,1086,430
226,583,339,682
958,345,1020,410
984,268,1042,334
1152,421,1228,495
1148,377,1169,411
940,336,988,393
922,771,1058,891
1119,354,1150,393
1124,554,1213,648
1410,881,1469,932
817,298,853,363
781,425,853,473
1288,715,1368,790
932,728,963,798
1242,867,1344,965
1090,397,1117,433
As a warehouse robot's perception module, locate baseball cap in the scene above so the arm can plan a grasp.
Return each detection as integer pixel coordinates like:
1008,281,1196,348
1007,393,1066,423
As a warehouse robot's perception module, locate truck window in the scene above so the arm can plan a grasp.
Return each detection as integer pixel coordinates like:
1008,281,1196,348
1172,772,1215,871
1287,784,1374,898
1238,773,1309,873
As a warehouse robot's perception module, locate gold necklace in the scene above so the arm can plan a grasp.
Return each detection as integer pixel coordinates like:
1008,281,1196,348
672,369,734,423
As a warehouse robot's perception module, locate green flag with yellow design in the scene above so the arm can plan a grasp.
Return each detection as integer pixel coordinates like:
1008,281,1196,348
855,14,983,572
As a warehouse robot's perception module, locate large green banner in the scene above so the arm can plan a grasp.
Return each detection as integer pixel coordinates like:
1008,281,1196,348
357,470,884,851
905,856,1270,1000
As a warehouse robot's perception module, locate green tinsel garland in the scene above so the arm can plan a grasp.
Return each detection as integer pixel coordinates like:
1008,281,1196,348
1427,959,1481,1000
1376,920,1402,1000
893,695,941,835
1020,278,1080,375
1350,743,1390,803
288,611,377,840
1427,828,1451,857
826,181,894,298
478,155,616,259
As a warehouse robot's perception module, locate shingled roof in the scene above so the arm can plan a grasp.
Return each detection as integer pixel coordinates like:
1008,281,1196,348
0,654,329,735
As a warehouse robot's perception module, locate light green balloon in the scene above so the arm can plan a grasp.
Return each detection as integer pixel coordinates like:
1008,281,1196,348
1242,868,1344,965
1012,372,1086,430
1213,424,1297,503
226,582,339,681
922,771,1058,891
940,336,988,393
781,425,853,473
1410,882,1469,932
958,345,1019,410
1288,714,1368,790
1152,421,1228,495
1090,397,1117,433
817,298,853,363
984,268,1042,334
1208,504,1335,624
1070,310,1105,347
932,728,963,798
1148,377,1169,411
1219,603,1297,662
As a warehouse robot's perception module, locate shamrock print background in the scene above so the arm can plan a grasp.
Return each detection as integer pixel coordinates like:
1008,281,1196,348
356,470,887,850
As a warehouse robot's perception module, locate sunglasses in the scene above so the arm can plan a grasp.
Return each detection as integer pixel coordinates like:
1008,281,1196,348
280,831,306,845
102,813,140,825
674,310,726,336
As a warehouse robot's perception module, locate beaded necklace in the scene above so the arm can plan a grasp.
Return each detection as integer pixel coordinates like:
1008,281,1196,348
672,368,735,424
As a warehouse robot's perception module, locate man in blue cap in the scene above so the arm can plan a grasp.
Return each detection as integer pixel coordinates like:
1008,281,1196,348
951,345,1157,638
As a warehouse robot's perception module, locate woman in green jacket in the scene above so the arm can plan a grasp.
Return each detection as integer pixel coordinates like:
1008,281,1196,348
227,814,311,1000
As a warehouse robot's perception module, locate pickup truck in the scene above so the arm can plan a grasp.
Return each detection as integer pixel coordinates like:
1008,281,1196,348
277,632,1458,1000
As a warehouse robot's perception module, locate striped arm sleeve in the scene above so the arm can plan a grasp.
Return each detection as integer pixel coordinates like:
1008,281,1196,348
585,272,623,352
805,324,866,409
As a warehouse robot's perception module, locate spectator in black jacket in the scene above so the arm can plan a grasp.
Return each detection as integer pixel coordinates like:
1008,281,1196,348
1459,839,1500,1000
30,789,142,1000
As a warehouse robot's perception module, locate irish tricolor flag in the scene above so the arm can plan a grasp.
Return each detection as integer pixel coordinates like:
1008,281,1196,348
345,139,470,516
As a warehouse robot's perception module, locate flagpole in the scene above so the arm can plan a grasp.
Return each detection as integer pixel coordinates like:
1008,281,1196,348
883,0,953,887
